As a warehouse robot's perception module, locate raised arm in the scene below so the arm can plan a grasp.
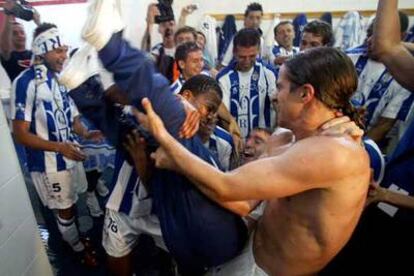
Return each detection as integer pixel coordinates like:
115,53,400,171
0,13,14,60
372,0,414,91
141,3,158,52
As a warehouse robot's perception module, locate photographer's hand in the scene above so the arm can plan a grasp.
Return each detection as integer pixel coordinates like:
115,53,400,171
2,0,16,13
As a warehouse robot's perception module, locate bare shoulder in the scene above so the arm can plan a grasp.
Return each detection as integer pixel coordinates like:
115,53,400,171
289,135,369,178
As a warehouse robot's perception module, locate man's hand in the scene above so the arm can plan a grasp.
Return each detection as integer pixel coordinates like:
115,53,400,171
181,4,198,17
146,3,160,25
57,142,86,161
2,0,15,12
150,146,177,170
273,55,289,66
123,130,147,163
178,95,200,139
319,116,364,142
365,181,385,207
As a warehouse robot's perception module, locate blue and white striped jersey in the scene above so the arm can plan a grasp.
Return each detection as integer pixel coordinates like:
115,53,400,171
347,47,414,129
207,126,234,171
170,71,211,95
10,65,79,173
217,59,277,139
170,75,185,95
150,43,175,58
105,150,141,216
363,137,385,183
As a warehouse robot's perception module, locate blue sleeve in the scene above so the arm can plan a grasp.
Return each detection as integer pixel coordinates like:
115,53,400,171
98,32,186,138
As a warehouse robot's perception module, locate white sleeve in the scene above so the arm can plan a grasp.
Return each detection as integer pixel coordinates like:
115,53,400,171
382,81,413,120
10,78,35,122
219,142,232,172
218,74,231,109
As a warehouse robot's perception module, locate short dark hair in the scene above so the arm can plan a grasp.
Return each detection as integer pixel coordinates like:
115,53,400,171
303,20,335,47
274,21,293,36
244,2,263,17
33,22,57,38
250,127,272,136
179,74,223,100
175,42,202,72
233,28,261,49
174,26,197,42
284,47,364,128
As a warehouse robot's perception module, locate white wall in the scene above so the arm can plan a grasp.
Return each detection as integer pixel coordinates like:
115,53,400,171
13,0,414,51
0,103,53,276
1,0,414,95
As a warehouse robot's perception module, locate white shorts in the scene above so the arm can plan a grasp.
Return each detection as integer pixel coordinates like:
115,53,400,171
207,233,268,276
102,208,167,258
30,169,78,210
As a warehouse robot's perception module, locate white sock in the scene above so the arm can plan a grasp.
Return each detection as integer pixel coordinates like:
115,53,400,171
56,215,85,252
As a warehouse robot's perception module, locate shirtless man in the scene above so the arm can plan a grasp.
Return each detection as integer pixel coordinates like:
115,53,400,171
138,47,371,275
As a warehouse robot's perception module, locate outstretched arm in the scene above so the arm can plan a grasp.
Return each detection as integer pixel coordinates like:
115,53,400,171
372,0,414,91
141,3,159,52
142,98,366,202
366,183,414,210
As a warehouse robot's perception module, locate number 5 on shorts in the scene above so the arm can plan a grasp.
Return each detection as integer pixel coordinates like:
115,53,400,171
52,183,61,192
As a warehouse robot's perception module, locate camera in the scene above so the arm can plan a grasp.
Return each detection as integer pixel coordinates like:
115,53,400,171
155,0,175,24
3,0,35,21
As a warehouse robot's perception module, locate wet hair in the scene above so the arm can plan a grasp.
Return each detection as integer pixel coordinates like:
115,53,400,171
274,21,293,36
179,74,223,100
284,47,365,129
303,20,335,47
175,42,202,72
33,22,57,38
174,26,197,43
244,2,263,17
233,28,261,49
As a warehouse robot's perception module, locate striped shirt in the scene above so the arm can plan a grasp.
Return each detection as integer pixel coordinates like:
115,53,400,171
347,47,414,130
217,59,277,139
207,126,234,171
170,71,211,95
11,65,78,173
170,75,185,95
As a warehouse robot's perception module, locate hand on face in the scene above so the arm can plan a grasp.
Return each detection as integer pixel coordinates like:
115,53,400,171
178,95,200,139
